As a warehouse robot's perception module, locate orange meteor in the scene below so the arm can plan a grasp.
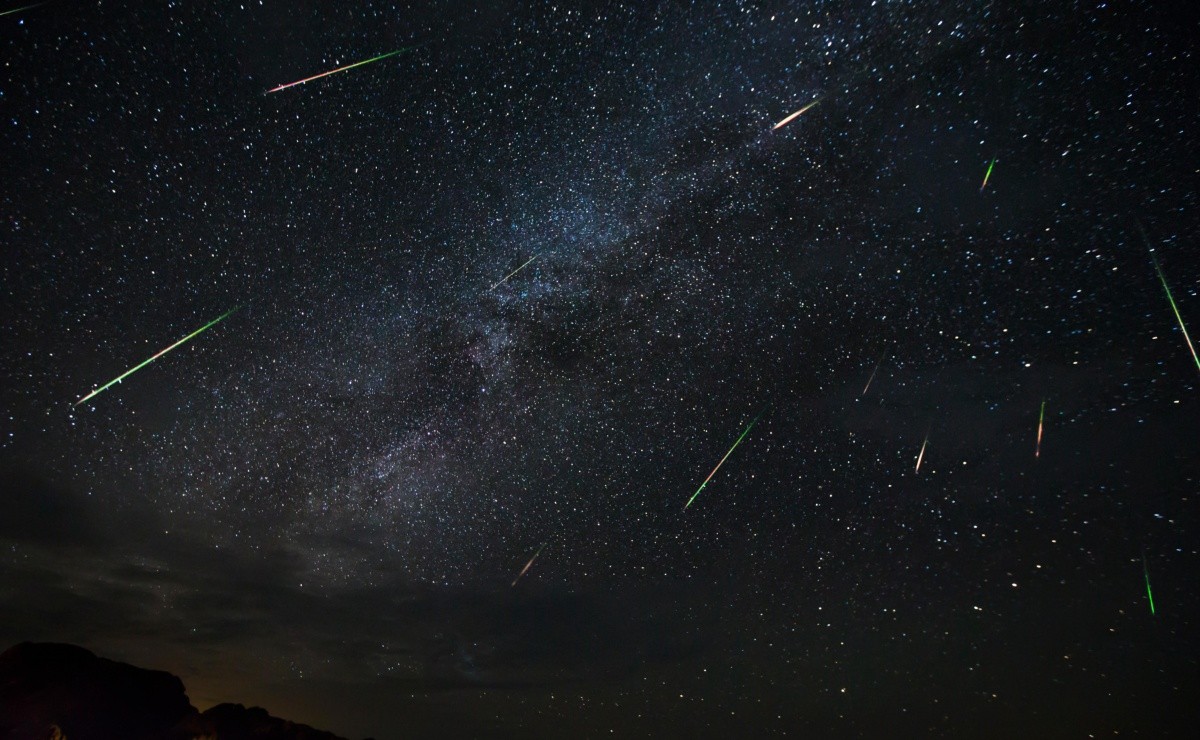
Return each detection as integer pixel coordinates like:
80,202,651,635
266,47,418,94
1035,400,1046,458
511,543,546,587
772,98,820,130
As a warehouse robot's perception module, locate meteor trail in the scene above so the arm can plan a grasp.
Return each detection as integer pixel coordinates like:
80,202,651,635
979,157,996,192
511,543,546,587
1035,400,1046,458
490,255,538,291
914,430,929,473
1149,249,1200,372
0,2,44,17
684,408,766,510
75,307,240,406
1142,554,1156,616
772,98,820,130
267,47,417,94
861,347,888,397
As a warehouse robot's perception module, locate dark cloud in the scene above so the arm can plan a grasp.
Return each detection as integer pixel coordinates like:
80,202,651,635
0,468,109,547
0,474,709,726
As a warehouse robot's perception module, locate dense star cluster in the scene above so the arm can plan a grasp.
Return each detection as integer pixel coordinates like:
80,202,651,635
2,1,1196,737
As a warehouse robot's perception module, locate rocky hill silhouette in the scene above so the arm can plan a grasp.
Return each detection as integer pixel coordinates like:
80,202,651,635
0,643,357,740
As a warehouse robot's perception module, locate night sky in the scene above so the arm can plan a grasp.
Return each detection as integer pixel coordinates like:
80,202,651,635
2,1,1198,737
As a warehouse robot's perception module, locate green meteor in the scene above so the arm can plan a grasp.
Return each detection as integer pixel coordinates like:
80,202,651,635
75,307,240,406
1142,554,1156,616
1150,251,1200,372
979,157,996,192
0,3,45,18
1138,223,1199,371
684,408,766,510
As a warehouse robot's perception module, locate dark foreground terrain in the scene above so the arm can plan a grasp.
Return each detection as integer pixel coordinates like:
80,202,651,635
0,643,358,740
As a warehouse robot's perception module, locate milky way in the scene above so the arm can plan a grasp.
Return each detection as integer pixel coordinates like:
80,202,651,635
2,2,1197,737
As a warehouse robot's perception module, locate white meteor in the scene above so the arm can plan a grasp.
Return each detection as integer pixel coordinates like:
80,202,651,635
914,432,929,473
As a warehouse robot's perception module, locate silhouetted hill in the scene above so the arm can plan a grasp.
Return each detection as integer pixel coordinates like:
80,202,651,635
0,642,193,740
180,703,348,740
0,643,352,740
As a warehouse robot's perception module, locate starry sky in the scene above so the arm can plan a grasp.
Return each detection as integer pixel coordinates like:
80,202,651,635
2,1,1198,737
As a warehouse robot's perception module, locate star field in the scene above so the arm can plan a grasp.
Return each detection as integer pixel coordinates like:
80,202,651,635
2,1,1197,737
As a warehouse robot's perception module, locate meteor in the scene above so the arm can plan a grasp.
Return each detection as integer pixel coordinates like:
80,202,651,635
1142,554,1156,616
914,430,929,473
75,307,240,406
267,47,418,94
861,347,888,397
1035,400,1046,458
0,3,44,17
511,543,546,587
490,255,537,291
1149,250,1200,372
980,157,996,192
684,408,766,510
771,98,820,130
